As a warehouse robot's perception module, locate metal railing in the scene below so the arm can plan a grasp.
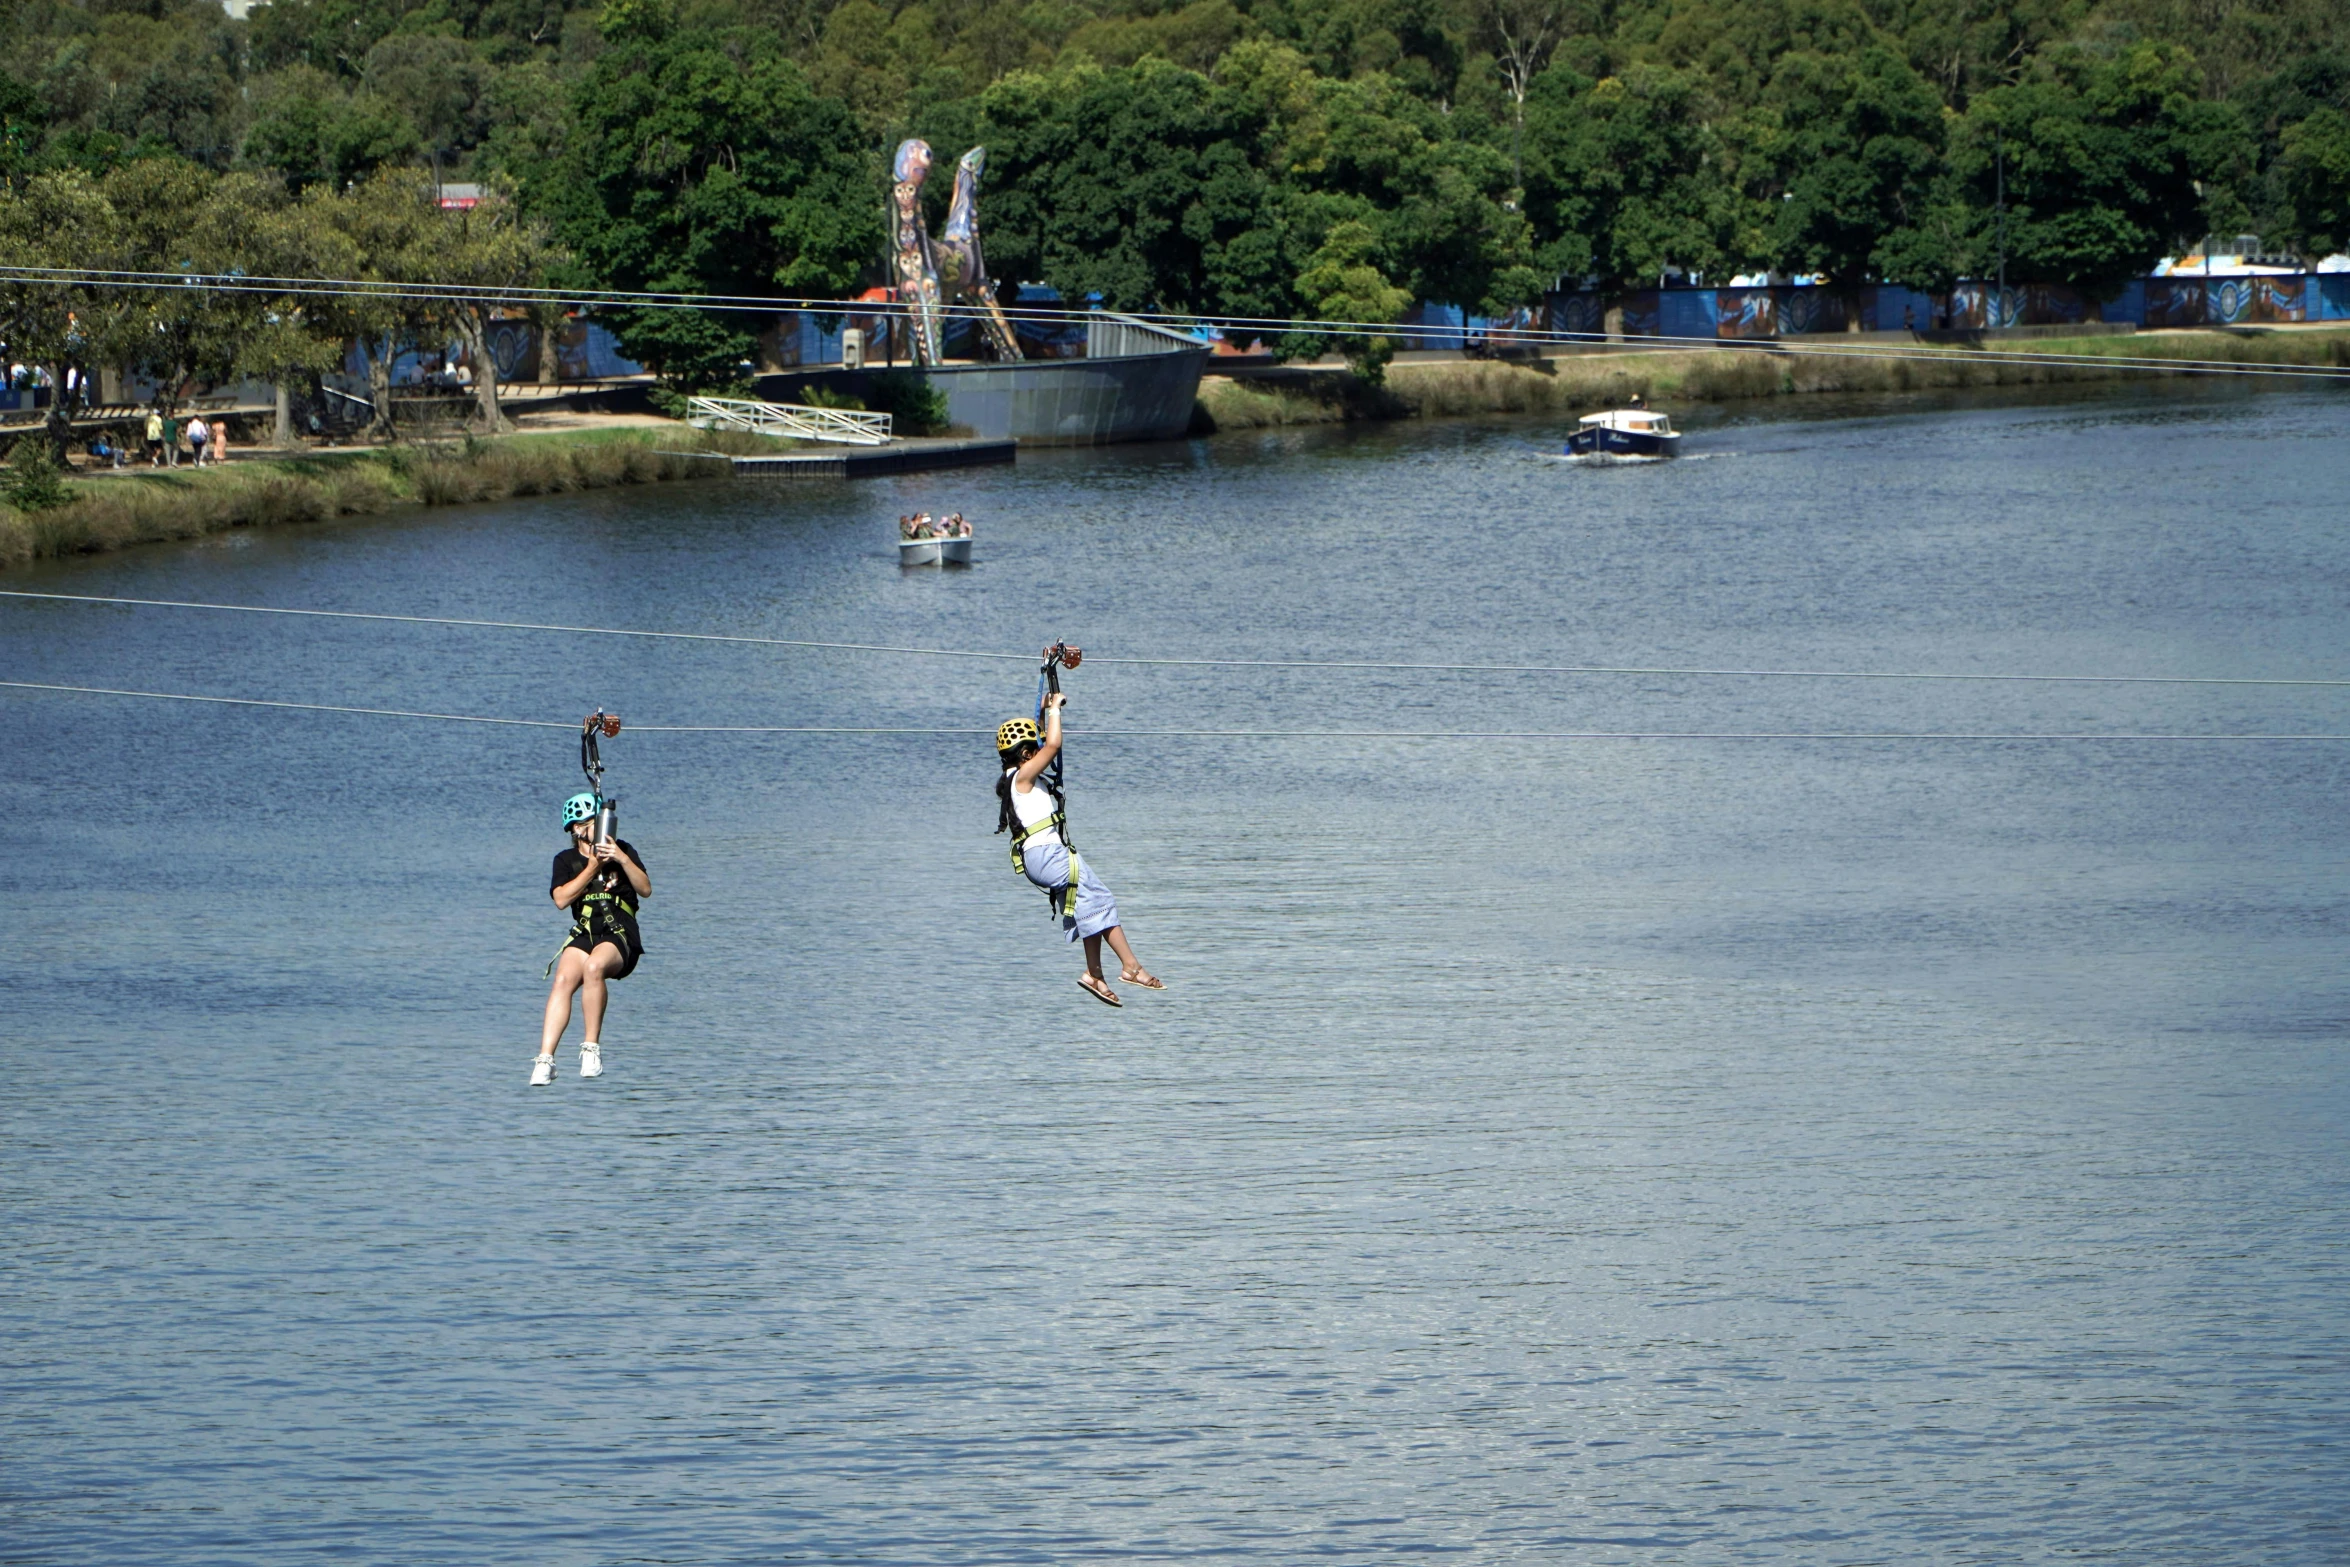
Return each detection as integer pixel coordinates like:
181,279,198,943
687,396,892,446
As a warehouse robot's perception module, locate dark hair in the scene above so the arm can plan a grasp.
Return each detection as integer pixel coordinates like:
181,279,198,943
994,741,1059,835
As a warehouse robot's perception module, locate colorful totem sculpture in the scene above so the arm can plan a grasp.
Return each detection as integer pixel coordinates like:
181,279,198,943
888,139,1022,366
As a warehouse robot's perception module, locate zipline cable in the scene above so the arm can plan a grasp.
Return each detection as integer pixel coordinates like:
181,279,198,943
7,264,2350,383
7,680,2350,741
7,589,2349,690
0,590,1034,663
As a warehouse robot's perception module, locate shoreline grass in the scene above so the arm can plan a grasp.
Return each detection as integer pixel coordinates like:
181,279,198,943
1200,327,2350,430
0,424,782,570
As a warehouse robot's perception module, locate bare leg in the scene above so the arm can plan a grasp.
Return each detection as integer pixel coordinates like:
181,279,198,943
1076,933,1120,1003
1103,925,1158,986
580,942,624,1041
540,945,592,1055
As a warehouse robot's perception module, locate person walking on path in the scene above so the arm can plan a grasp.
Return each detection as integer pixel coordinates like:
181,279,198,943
187,415,210,467
143,408,163,466
533,793,651,1085
162,412,181,467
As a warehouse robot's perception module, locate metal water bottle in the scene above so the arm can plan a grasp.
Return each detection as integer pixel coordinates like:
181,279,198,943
596,799,617,847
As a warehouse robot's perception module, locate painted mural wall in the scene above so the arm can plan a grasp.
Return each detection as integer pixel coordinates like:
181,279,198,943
1529,274,2350,341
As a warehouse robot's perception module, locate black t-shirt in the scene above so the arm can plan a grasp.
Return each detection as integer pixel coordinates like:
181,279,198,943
552,839,647,914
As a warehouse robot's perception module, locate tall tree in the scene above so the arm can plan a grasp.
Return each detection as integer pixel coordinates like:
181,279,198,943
1522,62,1744,316
1958,43,2249,300
1293,217,1412,381
1764,46,1947,329
2274,107,2350,256
409,183,561,430
309,168,445,434
1471,0,1570,193
0,171,121,458
533,0,879,390
966,57,1284,320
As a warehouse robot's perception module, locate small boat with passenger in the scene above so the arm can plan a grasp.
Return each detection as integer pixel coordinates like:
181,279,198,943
898,511,973,565
1566,405,1681,461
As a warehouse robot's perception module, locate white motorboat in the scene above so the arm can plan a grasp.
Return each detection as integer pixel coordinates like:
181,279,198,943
1566,407,1681,460
898,538,942,565
939,536,971,564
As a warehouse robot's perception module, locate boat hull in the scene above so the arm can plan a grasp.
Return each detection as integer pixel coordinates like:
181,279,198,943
1567,426,1681,459
898,539,942,565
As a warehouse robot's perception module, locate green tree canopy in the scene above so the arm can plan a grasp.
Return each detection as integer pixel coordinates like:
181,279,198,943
2275,107,2350,256
1522,62,1741,292
1763,46,1948,315
963,57,1285,318
529,0,878,388
1959,43,2249,299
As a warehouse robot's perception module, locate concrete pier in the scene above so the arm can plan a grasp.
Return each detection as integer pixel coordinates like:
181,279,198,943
727,436,1016,478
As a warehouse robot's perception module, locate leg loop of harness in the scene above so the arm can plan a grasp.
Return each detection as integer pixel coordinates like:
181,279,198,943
1008,813,1081,930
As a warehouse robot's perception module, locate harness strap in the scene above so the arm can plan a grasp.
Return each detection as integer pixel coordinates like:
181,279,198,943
544,887,639,975
1007,810,1081,925
1007,810,1065,874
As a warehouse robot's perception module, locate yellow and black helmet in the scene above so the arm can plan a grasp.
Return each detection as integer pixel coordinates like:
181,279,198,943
996,716,1040,754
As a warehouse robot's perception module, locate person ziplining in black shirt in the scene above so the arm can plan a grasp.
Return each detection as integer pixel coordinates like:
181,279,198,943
532,790,650,1086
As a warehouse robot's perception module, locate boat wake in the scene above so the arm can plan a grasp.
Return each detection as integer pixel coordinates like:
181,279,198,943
1541,450,1730,467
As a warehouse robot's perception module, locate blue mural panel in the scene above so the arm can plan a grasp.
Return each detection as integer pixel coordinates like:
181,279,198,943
1401,302,1466,350
1658,289,1719,341
1778,288,1847,334
1531,271,2345,341
1865,286,1937,331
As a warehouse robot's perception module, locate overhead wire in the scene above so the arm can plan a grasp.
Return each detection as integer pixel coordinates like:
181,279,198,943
7,264,2350,383
6,681,2349,742
6,589,2349,690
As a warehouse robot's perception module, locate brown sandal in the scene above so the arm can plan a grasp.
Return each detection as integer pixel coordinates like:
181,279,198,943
1119,968,1165,990
1077,974,1122,1007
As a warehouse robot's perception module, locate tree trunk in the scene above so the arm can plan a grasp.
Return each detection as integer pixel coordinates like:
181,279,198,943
273,381,295,448
43,362,73,464
366,340,395,440
458,311,510,432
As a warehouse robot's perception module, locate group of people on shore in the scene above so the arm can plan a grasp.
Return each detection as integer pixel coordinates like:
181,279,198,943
138,408,224,468
899,511,971,540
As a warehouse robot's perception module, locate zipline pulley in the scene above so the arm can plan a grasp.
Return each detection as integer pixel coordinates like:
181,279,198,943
1035,643,1080,799
581,709,622,845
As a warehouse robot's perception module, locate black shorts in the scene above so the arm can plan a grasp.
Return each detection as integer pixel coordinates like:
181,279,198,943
566,920,642,980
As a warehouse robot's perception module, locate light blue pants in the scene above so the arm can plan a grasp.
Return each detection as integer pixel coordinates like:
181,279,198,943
1020,840,1121,942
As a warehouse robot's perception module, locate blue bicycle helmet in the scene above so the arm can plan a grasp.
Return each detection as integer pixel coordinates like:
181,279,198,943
562,792,600,828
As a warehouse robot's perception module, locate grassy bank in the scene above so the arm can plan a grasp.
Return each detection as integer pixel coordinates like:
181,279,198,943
1198,327,2350,430
0,425,775,569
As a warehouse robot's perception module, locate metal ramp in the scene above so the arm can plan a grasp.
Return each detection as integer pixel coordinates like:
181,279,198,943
687,396,893,446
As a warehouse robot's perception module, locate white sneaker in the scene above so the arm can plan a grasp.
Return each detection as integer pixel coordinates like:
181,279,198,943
580,1042,603,1079
529,1053,555,1087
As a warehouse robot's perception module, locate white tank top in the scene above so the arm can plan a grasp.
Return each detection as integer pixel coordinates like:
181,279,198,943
1008,769,1060,843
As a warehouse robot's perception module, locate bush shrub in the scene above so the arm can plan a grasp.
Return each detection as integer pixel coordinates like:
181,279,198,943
862,371,950,436
2,441,74,513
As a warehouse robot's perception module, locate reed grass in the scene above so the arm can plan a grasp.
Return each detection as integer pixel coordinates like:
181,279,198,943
1195,377,1345,429
0,426,769,569
1214,327,2350,428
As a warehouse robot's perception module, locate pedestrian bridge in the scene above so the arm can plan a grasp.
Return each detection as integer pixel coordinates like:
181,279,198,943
687,396,893,446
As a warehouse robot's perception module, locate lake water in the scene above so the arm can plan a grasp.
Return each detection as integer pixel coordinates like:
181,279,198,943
4,384,2347,1563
